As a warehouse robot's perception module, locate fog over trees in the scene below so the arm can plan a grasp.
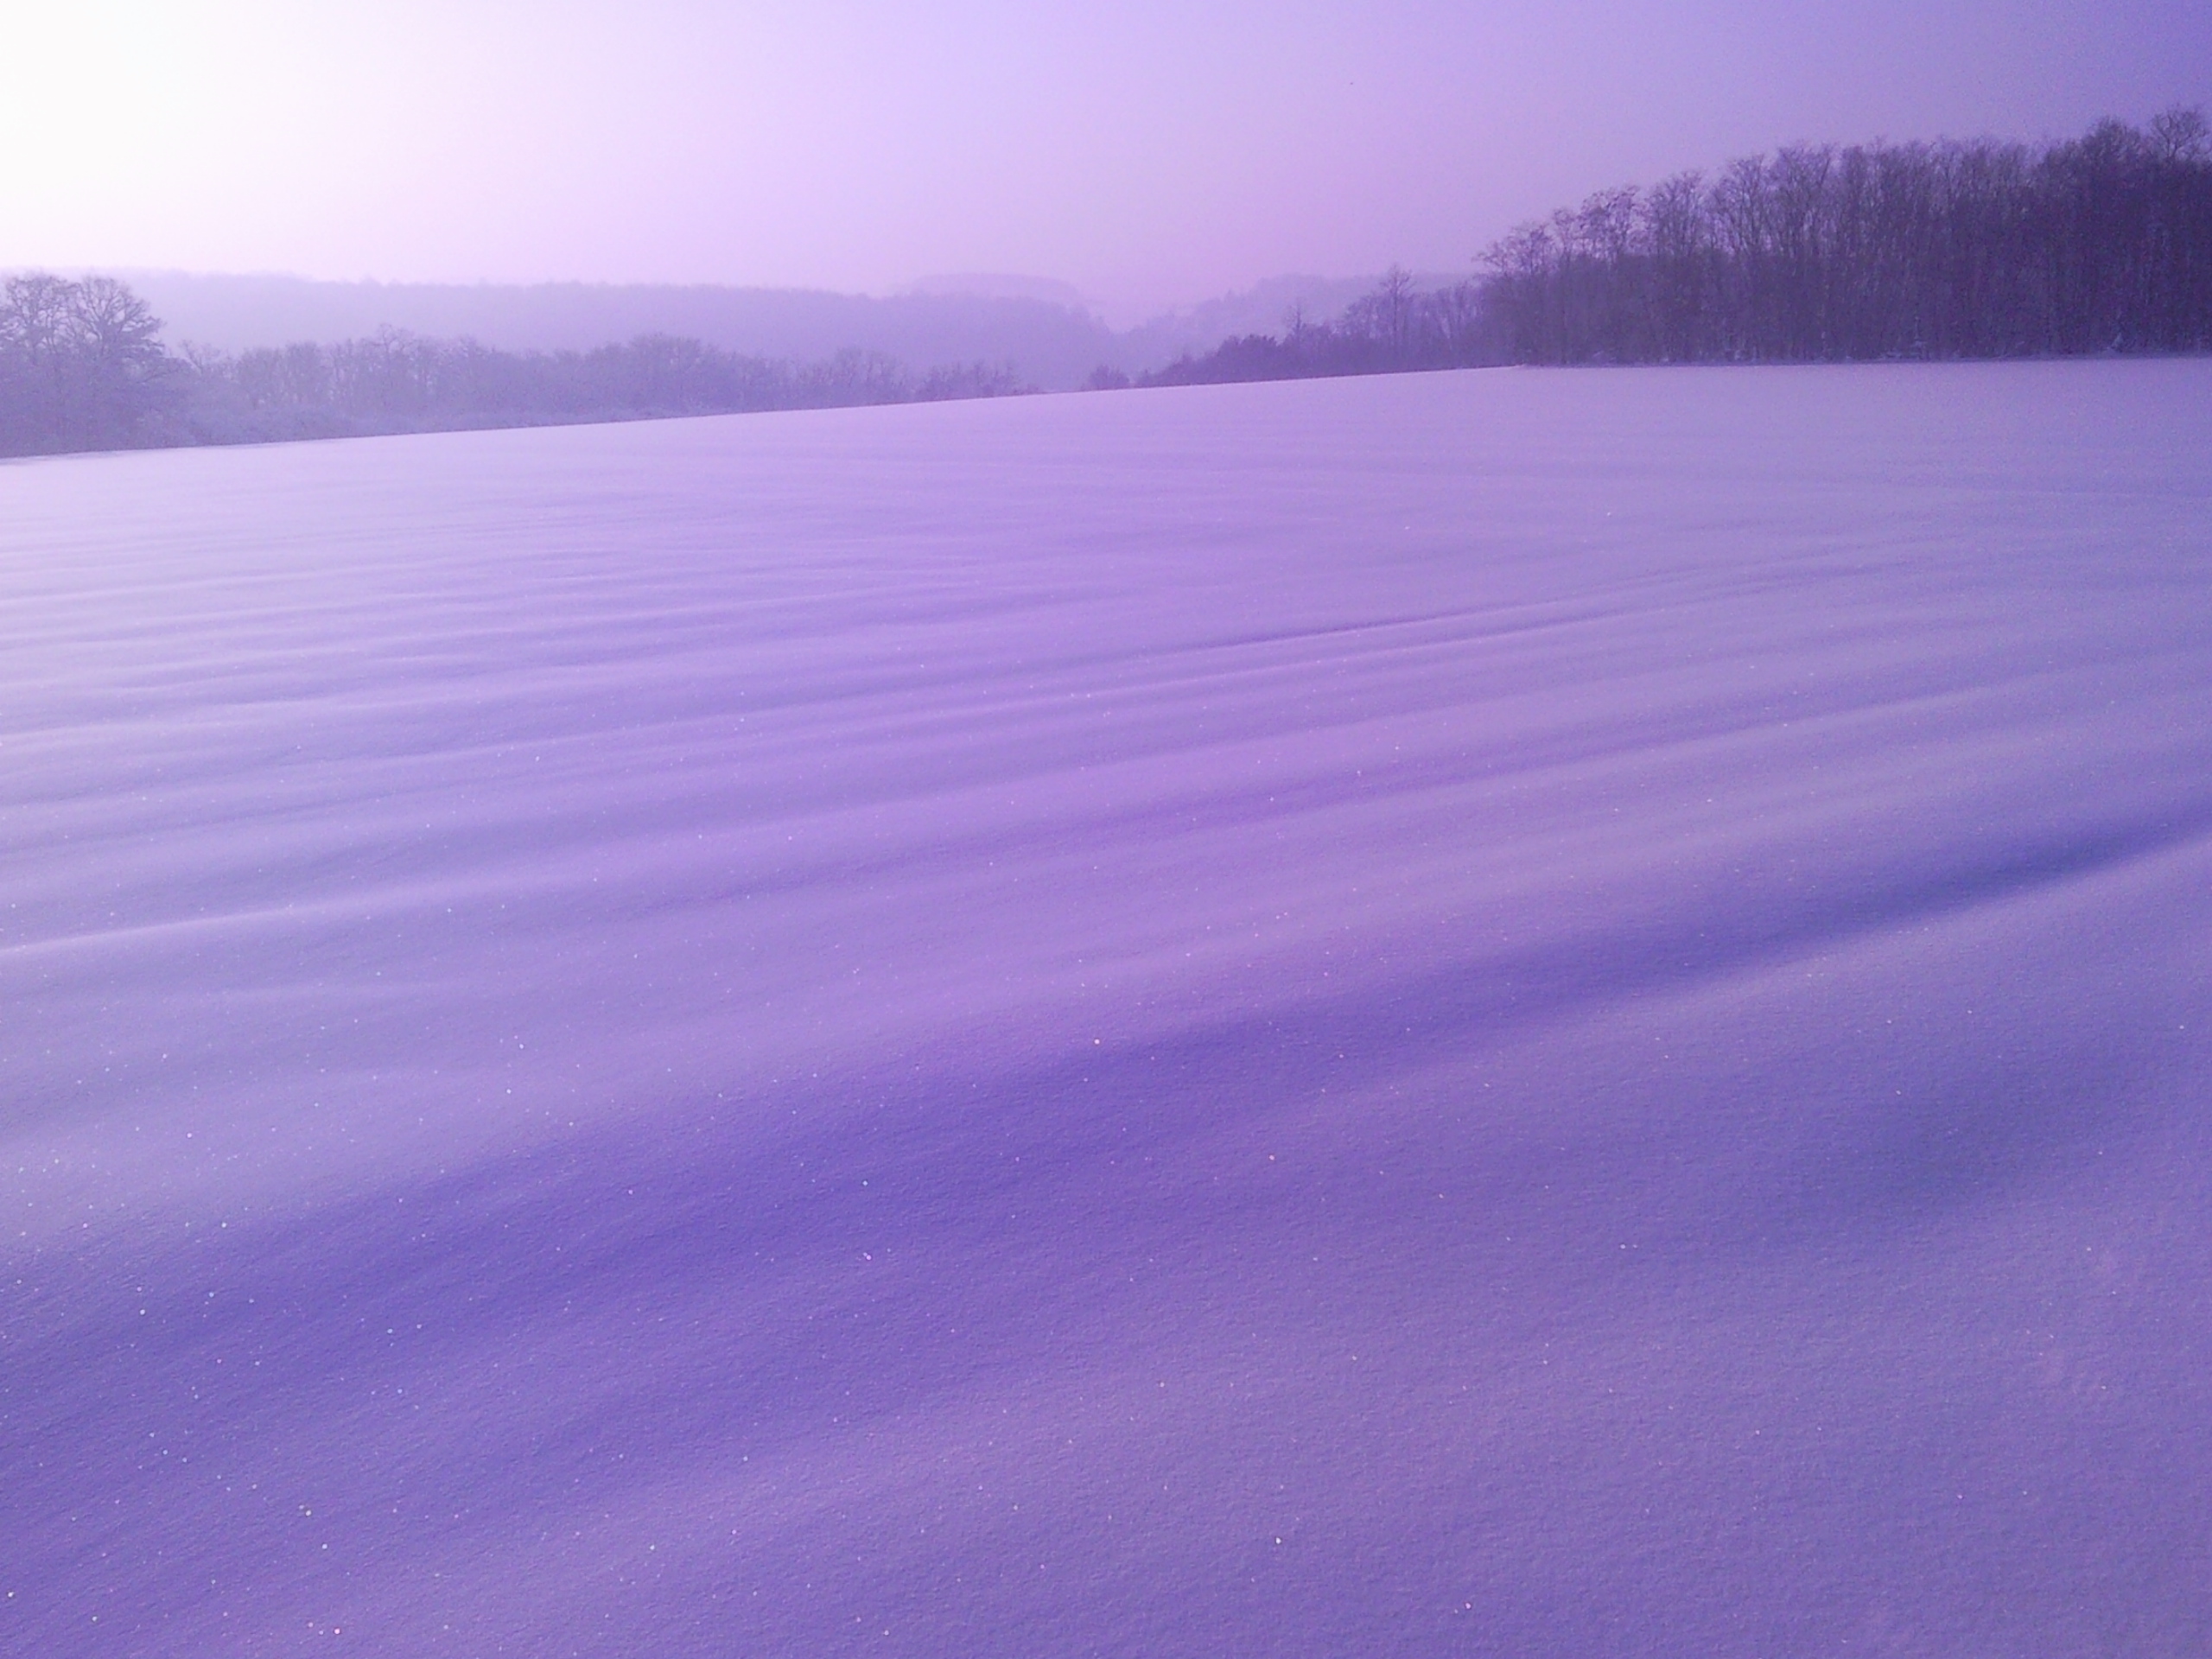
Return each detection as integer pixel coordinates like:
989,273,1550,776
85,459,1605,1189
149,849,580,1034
0,283,1028,457
116,270,1396,391
1134,109,2211,385
7,111,2206,456
1124,264,1499,387
181,334,1027,445
120,273,1125,390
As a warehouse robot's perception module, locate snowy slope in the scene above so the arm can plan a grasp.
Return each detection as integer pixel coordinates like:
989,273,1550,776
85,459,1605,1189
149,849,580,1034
4,362,2211,1656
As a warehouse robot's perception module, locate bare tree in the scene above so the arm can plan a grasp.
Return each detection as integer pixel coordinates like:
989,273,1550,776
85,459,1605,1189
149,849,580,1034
0,274,176,453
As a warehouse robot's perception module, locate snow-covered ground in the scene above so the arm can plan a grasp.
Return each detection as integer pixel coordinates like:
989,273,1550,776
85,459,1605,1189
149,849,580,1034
5,361,2210,1656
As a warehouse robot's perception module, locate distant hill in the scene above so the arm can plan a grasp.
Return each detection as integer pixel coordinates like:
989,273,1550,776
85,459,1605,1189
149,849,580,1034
902,273,1095,309
102,270,1431,391
112,273,1127,391
1116,274,1423,365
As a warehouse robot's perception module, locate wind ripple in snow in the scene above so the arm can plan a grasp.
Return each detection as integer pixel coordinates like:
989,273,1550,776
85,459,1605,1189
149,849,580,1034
4,361,2212,1657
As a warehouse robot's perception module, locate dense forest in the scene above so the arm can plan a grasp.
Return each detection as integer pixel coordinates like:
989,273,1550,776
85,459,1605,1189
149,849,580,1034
1135,107,2212,384
0,275,1027,458
1483,107,2211,363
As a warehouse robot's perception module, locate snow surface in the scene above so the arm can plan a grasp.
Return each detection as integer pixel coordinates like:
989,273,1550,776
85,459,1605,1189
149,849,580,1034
5,361,2211,1656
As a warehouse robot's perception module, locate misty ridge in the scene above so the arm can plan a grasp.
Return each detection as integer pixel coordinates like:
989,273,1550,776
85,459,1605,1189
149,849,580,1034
3,110,2206,460
0,283,1033,459
0,270,1368,458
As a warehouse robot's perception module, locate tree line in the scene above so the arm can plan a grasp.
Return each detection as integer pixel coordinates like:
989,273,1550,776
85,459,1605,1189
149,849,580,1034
1481,108,2211,363
182,334,1027,444
1113,266,1501,387
1106,270,1503,391
0,275,1029,458
1117,108,2212,385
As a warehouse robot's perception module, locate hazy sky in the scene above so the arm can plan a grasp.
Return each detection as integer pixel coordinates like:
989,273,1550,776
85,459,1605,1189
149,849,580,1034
3,1,2204,320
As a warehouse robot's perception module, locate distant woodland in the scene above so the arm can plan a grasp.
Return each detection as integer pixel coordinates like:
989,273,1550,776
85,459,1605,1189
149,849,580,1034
1141,108,2212,383
1481,108,2212,364
0,278,1027,459
4,111,2207,457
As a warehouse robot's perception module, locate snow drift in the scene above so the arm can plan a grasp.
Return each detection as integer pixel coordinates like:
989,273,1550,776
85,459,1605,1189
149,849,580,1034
4,361,2210,1656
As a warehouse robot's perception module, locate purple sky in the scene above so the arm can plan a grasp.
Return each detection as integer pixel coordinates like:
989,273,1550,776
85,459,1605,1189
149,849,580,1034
4,2,2206,318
